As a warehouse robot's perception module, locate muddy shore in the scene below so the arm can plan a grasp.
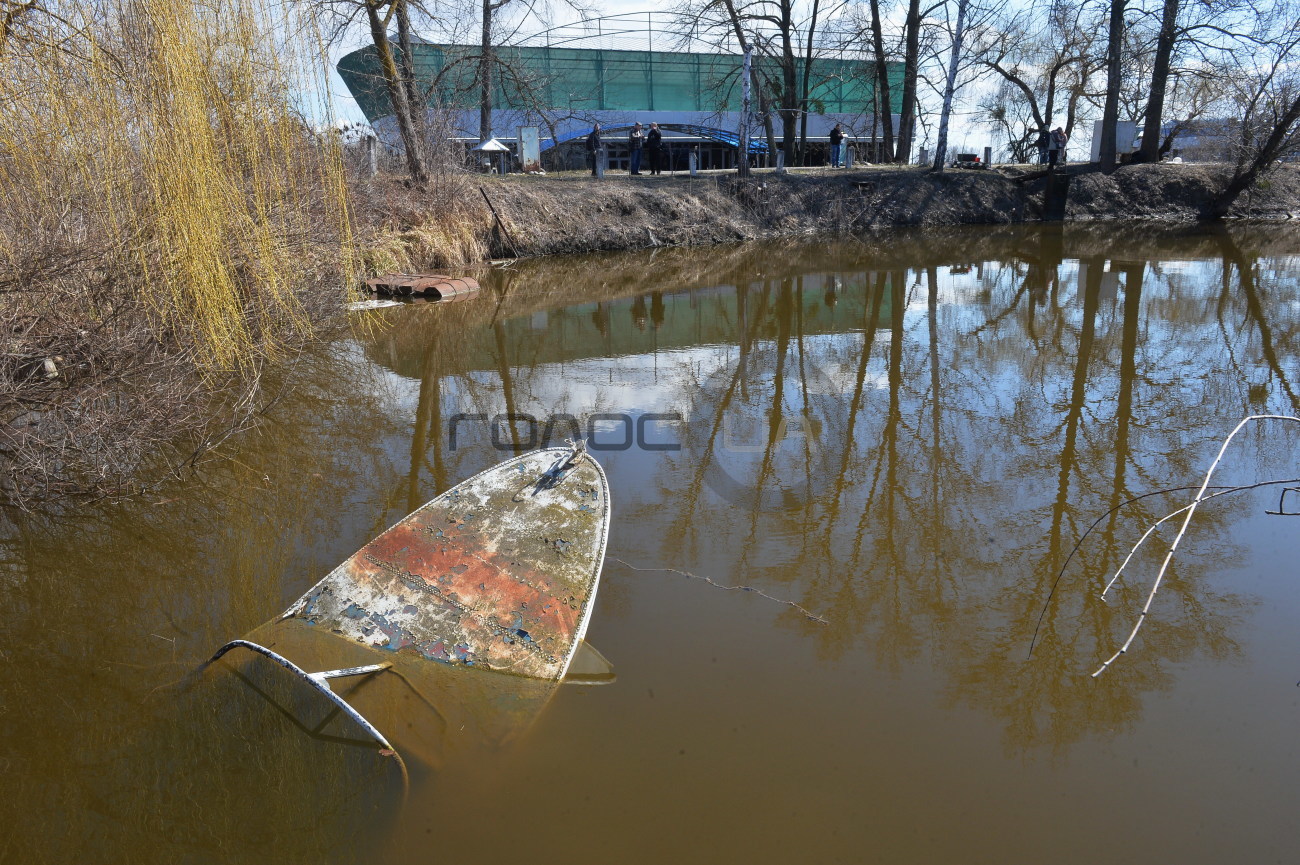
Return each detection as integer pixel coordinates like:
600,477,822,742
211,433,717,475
455,163,1300,260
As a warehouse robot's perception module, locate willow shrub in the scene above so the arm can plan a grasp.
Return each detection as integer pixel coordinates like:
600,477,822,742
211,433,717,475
0,0,354,371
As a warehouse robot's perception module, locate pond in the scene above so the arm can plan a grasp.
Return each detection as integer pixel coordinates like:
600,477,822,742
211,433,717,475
3,223,1300,864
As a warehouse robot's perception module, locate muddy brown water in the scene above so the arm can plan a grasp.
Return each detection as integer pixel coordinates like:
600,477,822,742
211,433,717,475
4,223,1300,864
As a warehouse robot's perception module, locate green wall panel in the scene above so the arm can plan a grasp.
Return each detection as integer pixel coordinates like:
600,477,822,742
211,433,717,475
338,43,905,123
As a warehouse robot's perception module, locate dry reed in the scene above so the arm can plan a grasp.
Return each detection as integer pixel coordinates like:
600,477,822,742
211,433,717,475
345,106,492,273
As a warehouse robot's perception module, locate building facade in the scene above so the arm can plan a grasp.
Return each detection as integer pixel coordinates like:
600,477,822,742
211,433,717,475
337,32,907,168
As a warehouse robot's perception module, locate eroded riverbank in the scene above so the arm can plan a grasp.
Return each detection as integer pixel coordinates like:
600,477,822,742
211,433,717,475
432,163,1300,260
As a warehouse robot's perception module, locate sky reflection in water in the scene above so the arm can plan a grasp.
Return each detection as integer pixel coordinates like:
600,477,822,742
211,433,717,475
3,223,1300,864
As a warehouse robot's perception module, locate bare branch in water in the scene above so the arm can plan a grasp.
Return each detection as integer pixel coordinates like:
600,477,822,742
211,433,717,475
1091,414,1300,678
1030,477,1300,659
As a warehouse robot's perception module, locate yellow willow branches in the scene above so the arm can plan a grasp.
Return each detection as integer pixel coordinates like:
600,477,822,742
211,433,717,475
0,0,353,371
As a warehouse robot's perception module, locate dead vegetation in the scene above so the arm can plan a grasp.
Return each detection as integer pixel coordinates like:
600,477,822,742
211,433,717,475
0,274,343,510
0,0,355,508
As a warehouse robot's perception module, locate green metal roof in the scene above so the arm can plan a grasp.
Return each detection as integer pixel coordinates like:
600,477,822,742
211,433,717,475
338,43,906,123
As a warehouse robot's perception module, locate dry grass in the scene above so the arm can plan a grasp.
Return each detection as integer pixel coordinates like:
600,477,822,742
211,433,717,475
346,131,492,273
384,162,1300,264
0,0,354,507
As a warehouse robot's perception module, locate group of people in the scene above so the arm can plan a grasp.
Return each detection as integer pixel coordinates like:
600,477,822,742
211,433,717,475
585,122,667,176
586,120,856,174
1037,126,1069,166
586,121,1073,173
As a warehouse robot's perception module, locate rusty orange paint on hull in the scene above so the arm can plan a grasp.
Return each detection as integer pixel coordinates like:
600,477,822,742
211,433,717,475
283,449,609,680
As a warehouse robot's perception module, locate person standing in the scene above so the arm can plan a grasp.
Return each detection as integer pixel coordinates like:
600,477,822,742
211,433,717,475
1040,124,1060,166
628,122,645,175
829,123,844,168
1035,127,1050,164
646,122,663,175
586,123,602,176
1051,127,1068,165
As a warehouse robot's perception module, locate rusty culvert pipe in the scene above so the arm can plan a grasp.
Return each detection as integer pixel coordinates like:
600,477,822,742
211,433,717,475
365,274,481,299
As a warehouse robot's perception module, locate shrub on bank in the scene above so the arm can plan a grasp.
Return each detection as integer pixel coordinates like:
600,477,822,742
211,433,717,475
0,0,353,507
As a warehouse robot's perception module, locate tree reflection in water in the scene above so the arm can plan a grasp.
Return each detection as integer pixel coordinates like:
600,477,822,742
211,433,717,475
6,225,1300,862
366,225,1300,751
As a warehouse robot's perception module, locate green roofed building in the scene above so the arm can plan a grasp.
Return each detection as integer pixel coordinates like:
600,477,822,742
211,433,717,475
336,14,908,169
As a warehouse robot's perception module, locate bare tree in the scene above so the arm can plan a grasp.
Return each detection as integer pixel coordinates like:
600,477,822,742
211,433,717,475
678,0,841,165
1210,8,1300,216
1152,68,1228,157
796,0,852,161
475,0,526,144
1136,0,1179,161
358,0,430,181
980,79,1039,161
930,0,1003,170
867,0,895,159
932,0,972,169
716,0,781,160
304,0,431,182
895,0,942,162
978,2,1104,152
1131,0,1269,162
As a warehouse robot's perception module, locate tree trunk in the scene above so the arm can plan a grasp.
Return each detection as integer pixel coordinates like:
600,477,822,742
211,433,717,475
780,2,798,166
1066,75,1087,140
761,87,777,165
1097,0,1127,168
479,0,494,145
799,0,821,164
798,96,808,164
364,0,427,183
739,47,752,177
720,0,777,165
868,0,894,161
1138,0,1179,162
894,0,921,163
1042,64,1059,131
396,0,420,115
932,0,969,171
780,92,798,166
